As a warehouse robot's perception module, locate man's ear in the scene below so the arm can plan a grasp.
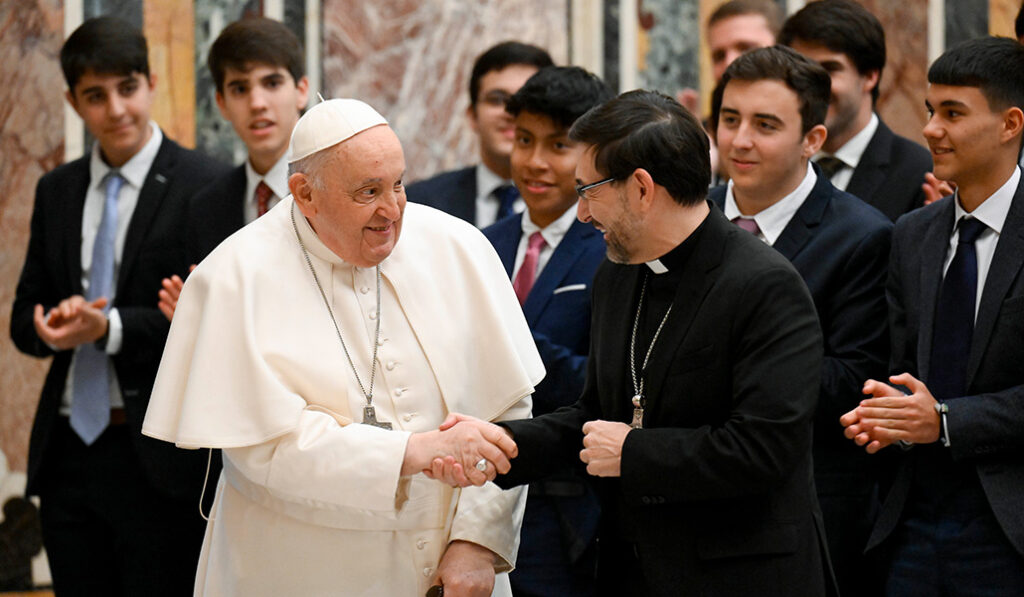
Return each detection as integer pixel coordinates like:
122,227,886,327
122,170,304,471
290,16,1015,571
64,89,80,116
466,104,480,134
862,69,881,96
1000,106,1024,147
802,124,828,158
294,76,310,111
632,168,657,212
290,172,316,218
215,91,228,119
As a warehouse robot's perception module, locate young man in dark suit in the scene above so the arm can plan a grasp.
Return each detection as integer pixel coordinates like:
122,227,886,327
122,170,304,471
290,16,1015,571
779,0,933,222
158,17,308,319
842,37,1024,595
482,65,612,596
405,41,552,228
9,16,228,595
710,45,891,596
445,89,832,595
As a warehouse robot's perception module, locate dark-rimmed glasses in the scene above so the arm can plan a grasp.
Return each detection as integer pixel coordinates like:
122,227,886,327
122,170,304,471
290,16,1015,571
575,177,615,200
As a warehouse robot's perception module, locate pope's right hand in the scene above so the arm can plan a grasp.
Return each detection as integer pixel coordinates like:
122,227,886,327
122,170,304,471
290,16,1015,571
403,415,516,487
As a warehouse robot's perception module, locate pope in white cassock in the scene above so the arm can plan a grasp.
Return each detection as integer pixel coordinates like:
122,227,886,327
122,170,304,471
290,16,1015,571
143,99,544,596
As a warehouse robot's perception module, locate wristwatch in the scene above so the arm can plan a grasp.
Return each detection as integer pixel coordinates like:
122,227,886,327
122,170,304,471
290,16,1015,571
934,402,950,447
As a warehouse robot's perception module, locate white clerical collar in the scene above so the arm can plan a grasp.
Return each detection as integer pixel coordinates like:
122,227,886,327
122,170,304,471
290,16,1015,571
817,112,878,172
645,259,669,274
723,162,817,246
953,166,1020,236
520,202,578,250
245,153,290,204
90,121,162,190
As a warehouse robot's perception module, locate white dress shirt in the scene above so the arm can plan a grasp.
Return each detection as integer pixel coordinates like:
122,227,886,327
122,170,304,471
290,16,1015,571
243,154,289,224
512,204,579,281
723,162,818,246
815,112,879,192
474,164,524,228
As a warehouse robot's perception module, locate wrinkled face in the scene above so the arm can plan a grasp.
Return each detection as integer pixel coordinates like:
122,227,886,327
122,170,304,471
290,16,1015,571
216,63,309,172
294,126,407,267
468,64,540,165
923,84,1008,190
717,79,820,205
708,14,776,82
510,111,583,228
575,147,641,263
788,41,874,145
67,70,155,167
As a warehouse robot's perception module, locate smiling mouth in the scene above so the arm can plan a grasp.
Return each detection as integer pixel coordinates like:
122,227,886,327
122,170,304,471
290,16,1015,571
251,120,275,131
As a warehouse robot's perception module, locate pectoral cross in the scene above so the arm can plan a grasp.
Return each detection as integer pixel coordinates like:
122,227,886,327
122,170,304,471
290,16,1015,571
630,395,644,429
362,405,392,430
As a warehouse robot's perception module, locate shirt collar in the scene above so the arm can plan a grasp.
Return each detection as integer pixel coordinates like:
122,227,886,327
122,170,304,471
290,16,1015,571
723,162,817,246
245,153,291,202
520,202,578,250
818,112,878,172
90,121,162,190
645,208,708,274
953,165,1020,235
476,163,512,200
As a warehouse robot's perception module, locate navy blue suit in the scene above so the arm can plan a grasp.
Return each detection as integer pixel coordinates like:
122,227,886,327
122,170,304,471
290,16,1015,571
846,119,933,223
483,213,606,596
712,168,892,596
406,166,477,225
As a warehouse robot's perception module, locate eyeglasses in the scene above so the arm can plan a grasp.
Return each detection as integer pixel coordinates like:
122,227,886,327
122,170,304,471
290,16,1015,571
575,177,616,200
478,90,512,108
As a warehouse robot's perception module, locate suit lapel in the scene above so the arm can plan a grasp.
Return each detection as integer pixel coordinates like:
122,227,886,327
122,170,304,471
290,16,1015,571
118,137,177,298
847,120,892,209
916,199,957,382
64,159,92,294
522,220,593,325
229,165,248,231
456,167,478,224
967,180,1024,384
642,207,727,419
773,168,829,260
490,218,520,277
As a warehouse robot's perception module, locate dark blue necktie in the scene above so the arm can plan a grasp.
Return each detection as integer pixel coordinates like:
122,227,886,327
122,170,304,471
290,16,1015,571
928,217,987,400
494,184,519,220
70,171,123,444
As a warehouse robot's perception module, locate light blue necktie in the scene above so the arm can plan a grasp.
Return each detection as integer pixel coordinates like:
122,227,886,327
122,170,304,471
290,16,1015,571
70,171,123,445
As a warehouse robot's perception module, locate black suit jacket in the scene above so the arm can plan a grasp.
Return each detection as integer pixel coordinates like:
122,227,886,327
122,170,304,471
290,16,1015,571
869,177,1024,556
10,136,229,501
405,165,477,225
846,119,933,222
498,205,831,596
186,164,247,264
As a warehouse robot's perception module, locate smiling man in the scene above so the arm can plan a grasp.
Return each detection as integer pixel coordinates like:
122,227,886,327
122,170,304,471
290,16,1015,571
10,16,228,595
482,65,612,596
143,99,545,596
779,0,933,223
158,17,309,319
710,45,892,597
841,37,1024,596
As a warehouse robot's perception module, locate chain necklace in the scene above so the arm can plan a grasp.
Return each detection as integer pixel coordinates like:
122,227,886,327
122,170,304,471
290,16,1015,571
291,203,391,429
628,273,673,429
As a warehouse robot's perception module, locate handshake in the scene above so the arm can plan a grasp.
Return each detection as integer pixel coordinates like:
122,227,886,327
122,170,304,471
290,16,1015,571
401,414,516,488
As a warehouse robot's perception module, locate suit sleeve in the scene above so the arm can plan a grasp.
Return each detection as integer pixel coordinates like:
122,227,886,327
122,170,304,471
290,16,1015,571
11,175,61,358
619,265,823,503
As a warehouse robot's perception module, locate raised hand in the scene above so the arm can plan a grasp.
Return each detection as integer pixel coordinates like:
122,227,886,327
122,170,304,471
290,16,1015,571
33,295,108,350
840,373,941,453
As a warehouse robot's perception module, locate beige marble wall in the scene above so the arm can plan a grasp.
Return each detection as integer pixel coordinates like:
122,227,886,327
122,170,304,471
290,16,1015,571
321,0,569,183
144,0,196,147
990,0,1021,37
0,0,65,474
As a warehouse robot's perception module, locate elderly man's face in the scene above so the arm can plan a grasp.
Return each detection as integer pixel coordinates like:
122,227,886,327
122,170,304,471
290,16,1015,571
294,125,407,267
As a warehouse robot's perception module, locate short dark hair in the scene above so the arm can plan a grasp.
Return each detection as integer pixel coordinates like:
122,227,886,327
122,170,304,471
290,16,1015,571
208,17,305,94
928,36,1024,113
468,41,553,109
60,16,149,92
712,45,830,135
778,0,886,104
708,0,783,34
505,66,614,130
569,90,711,206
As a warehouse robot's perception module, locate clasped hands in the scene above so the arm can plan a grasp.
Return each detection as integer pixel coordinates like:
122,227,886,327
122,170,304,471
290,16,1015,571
840,372,941,454
418,414,633,487
33,295,109,350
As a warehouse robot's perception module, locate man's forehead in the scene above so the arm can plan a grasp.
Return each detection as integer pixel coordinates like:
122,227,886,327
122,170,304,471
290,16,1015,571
709,13,773,42
75,70,144,90
224,62,290,81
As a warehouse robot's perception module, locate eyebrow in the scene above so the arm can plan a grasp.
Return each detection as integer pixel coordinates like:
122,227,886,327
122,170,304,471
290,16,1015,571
720,107,785,123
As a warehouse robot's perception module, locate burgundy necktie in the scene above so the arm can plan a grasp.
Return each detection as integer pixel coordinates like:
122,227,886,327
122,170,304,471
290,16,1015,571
255,181,273,217
513,232,546,305
731,216,761,237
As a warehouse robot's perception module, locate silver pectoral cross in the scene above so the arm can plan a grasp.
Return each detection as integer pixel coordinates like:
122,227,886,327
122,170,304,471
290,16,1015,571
630,395,644,429
362,405,392,430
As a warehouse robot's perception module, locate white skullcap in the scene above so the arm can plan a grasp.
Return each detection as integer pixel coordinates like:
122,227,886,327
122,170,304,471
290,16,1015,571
288,98,388,163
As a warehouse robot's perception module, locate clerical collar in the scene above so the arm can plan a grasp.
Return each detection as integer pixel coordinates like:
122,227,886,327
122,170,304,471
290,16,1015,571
643,213,707,274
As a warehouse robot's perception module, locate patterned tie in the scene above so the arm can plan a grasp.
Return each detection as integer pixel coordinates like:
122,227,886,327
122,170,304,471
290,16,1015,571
255,181,273,217
731,215,761,237
494,184,519,220
928,217,987,400
70,171,123,445
816,156,846,180
513,232,546,305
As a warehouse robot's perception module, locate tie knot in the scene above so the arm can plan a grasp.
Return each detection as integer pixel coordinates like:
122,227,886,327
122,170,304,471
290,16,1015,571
255,180,273,201
731,216,761,236
816,156,846,179
105,170,125,196
527,231,546,251
957,217,986,244
494,184,518,202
